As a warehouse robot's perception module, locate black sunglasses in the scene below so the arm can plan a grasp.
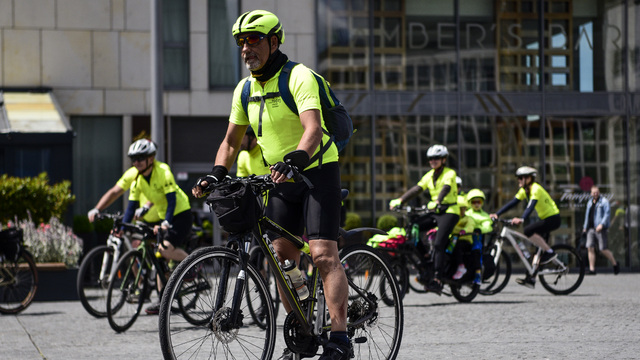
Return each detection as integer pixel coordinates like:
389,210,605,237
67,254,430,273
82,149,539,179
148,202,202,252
428,156,443,161
236,34,267,47
130,155,148,163
517,175,527,180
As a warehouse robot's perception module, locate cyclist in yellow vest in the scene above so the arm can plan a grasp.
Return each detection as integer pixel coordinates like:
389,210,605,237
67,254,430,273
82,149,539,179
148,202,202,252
88,167,161,224
389,144,460,294
466,189,493,284
236,126,270,177
191,10,349,360
123,139,192,314
490,166,560,288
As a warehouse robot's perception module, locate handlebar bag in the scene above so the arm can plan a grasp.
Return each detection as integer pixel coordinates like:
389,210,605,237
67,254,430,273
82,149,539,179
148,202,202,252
206,182,260,234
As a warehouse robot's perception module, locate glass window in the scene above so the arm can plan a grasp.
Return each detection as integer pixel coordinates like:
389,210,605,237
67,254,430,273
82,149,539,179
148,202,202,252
163,0,190,89
208,0,239,88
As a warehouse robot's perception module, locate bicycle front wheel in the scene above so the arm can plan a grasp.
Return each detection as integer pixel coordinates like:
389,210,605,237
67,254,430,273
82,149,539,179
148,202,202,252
77,245,115,317
106,250,148,332
340,244,404,360
479,243,511,296
159,246,276,360
0,250,38,314
538,244,585,295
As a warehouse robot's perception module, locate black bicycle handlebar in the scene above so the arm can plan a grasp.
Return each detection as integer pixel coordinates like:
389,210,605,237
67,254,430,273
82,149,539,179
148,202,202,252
204,174,276,195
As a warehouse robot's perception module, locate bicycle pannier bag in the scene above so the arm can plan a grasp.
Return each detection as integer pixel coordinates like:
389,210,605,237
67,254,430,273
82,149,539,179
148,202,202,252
0,228,22,261
206,182,259,233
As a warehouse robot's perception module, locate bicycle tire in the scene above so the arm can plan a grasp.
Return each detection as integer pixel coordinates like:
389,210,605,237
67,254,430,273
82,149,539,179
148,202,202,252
159,246,276,360
0,249,38,314
340,244,404,360
382,255,408,302
106,249,148,332
538,244,585,295
479,244,512,296
77,245,114,318
450,281,480,303
406,252,427,293
247,246,280,329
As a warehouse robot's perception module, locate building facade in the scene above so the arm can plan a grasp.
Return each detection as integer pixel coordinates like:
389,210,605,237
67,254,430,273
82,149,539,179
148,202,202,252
1,0,638,268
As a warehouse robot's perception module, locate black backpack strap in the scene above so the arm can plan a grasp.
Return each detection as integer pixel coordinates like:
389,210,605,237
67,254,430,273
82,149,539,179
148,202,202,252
246,92,280,137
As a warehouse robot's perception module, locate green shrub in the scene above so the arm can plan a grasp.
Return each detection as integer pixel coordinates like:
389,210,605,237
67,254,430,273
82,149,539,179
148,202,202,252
344,212,362,230
73,215,94,233
94,217,114,234
0,173,75,224
376,214,398,232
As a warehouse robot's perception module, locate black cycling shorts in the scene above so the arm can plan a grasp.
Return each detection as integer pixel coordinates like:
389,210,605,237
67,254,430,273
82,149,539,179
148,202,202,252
266,162,341,241
523,214,561,238
165,210,193,248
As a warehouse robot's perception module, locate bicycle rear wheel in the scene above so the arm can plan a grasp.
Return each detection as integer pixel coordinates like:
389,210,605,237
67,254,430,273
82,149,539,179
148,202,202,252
538,244,585,295
77,245,114,318
382,255,408,303
340,244,403,360
406,253,427,293
159,246,276,360
0,249,38,314
106,250,148,332
479,244,511,296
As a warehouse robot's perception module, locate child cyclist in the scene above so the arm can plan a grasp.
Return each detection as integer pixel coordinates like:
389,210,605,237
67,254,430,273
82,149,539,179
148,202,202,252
450,196,476,283
465,189,493,284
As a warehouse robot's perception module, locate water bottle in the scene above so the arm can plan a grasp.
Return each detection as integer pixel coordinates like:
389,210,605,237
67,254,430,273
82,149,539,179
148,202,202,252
518,240,531,259
445,236,458,254
411,224,420,245
283,260,309,300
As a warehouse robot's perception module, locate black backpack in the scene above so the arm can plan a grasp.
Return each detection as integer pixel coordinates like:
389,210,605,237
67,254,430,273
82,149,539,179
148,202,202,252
241,61,354,164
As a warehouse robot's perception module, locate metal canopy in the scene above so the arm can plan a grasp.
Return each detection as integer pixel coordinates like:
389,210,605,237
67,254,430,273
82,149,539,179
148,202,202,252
0,90,71,133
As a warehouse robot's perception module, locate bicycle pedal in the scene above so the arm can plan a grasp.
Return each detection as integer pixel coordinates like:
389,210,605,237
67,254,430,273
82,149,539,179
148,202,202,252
354,337,367,344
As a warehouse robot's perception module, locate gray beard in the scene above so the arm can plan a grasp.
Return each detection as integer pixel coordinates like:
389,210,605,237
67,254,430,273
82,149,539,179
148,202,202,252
245,58,261,71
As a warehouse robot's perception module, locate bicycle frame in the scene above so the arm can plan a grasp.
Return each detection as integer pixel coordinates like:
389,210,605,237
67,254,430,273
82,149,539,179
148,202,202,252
494,222,568,277
225,218,321,337
102,234,132,284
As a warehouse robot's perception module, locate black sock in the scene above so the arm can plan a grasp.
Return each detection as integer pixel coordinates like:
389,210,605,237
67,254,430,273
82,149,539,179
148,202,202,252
330,331,349,345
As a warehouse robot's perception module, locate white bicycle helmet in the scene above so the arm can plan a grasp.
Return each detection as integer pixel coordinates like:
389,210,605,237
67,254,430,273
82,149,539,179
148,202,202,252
456,176,462,186
515,166,537,178
426,144,449,158
128,139,157,158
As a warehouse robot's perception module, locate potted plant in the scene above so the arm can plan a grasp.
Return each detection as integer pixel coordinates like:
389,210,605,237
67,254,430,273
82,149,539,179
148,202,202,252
17,215,83,301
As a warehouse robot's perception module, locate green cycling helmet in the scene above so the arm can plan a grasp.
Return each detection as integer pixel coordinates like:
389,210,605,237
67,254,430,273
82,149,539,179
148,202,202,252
466,189,485,203
232,10,285,45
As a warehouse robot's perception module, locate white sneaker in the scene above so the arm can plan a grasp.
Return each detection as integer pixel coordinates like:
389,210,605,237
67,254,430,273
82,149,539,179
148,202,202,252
452,265,467,280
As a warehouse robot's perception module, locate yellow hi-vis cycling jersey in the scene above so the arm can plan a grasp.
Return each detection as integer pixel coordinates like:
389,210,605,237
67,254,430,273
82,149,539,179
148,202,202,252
515,182,560,219
128,161,190,220
229,63,338,169
116,166,161,222
416,167,460,215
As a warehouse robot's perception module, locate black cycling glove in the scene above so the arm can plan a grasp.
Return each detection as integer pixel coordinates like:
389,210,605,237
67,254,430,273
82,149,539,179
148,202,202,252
272,150,310,181
193,165,228,190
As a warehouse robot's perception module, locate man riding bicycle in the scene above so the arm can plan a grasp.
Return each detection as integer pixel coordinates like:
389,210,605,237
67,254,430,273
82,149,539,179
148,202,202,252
389,144,460,294
192,10,350,360
121,139,192,314
490,166,560,288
